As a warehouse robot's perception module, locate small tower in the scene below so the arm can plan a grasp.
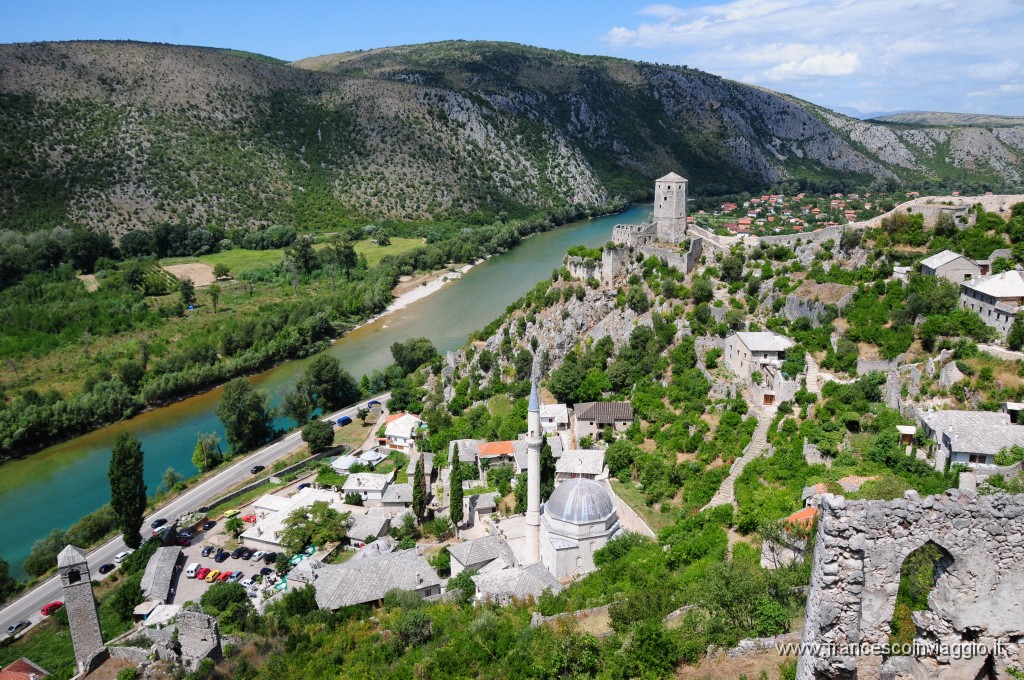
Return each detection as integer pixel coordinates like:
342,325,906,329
653,172,688,244
58,545,107,674
524,370,543,564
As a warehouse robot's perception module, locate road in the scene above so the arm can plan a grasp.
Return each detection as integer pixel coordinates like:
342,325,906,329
0,393,389,638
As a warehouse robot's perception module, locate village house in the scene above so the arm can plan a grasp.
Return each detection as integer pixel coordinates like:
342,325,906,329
448,534,517,577
572,401,634,441
471,563,563,604
463,492,498,527
539,403,570,434
383,412,424,452
311,549,441,610
920,409,1024,472
0,658,51,680
341,472,393,505
760,506,818,570
920,249,980,283
959,269,1024,337
724,331,799,408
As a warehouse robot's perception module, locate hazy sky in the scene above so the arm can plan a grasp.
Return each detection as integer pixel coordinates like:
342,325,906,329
4,0,1023,116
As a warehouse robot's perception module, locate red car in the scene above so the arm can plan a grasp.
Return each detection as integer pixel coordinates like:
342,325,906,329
173,536,191,547
41,601,63,616
217,570,232,582
196,567,211,581
242,514,256,523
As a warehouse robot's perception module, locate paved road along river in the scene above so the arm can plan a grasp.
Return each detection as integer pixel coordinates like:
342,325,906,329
0,204,652,578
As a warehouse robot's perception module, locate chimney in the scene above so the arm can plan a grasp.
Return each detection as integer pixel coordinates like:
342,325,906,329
416,572,422,585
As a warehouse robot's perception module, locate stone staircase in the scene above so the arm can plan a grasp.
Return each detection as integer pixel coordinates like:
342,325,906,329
703,410,772,512
805,352,821,394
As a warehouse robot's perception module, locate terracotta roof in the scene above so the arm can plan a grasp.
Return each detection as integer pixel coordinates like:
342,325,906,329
479,441,516,457
386,413,404,423
786,507,819,528
0,658,50,680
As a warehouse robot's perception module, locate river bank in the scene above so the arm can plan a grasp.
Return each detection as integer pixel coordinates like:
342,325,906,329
0,204,652,579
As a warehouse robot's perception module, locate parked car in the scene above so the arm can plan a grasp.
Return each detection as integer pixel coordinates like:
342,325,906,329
150,518,168,529
297,483,312,491
259,567,274,577
217,571,232,582
223,509,241,518
231,546,246,559
204,569,221,583
250,465,265,474
178,529,194,539
215,551,230,563
251,550,266,562
240,579,255,589
227,571,243,583
196,567,211,581
98,563,115,575
114,550,133,563
202,520,216,531
337,415,353,426
367,400,380,408
201,545,214,557
173,536,191,547
262,552,278,565
5,621,30,637
41,601,63,616
242,514,256,523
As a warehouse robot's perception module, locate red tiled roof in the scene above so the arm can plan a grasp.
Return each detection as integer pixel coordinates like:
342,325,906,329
0,658,50,680
386,413,404,423
479,441,516,457
786,506,819,528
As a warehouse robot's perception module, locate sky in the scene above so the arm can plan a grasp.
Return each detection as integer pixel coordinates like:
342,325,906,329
4,0,1023,117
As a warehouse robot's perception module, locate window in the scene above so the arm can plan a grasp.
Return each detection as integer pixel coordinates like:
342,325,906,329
968,454,987,464
67,568,81,584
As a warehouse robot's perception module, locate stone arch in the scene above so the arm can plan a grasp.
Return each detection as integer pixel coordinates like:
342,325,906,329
66,568,81,584
889,540,955,645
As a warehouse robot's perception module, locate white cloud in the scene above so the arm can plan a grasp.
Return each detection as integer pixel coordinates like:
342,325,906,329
601,0,1024,114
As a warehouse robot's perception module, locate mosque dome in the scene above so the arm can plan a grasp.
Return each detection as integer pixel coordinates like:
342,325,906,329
544,478,615,524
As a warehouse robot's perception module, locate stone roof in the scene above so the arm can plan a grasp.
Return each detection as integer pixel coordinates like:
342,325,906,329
450,439,482,463
312,549,441,609
539,403,569,423
573,401,634,423
923,409,1011,441
545,478,615,524
921,249,967,269
56,544,87,569
471,563,563,602
963,270,1024,298
405,452,434,478
467,492,498,515
447,534,516,569
948,424,1024,457
342,473,391,494
346,512,391,542
385,413,423,440
733,331,796,353
141,546,182,603
555,450,606,476
657,171,687,183
0,657,50,680
381,483,413,505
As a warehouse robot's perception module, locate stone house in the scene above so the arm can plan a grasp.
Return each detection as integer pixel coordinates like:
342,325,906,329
341,472,393,506
471,563,563,605
572,402,634,441
959,269,1024,338
724,331,798,408
554,450,607,484
919,249,980,283
0,657,50,680
311,549,441,609
920,409,1024,472
447,534,517,578
539,403,570,434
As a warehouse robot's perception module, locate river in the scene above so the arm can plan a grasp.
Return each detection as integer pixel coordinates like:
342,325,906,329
0,204,652,578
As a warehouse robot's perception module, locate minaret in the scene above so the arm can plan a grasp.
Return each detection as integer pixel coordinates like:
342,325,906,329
524,369,543,565
58,545,107,674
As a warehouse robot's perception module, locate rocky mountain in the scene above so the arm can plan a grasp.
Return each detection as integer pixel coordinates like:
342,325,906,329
2,39,1023,236
872,111,1024,127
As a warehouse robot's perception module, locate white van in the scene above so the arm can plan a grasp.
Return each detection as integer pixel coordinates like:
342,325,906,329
185,562,201,579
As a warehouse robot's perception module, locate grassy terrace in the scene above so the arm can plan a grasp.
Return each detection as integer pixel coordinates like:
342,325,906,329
609,478,677,533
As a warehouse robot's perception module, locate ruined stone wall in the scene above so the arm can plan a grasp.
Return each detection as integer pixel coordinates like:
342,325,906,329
635,236,704,276
611,222,655,248
784,288,855,326
797,491,1024,680
856,353,905,376
177,609,221,670
565,255,602,282
601,246,630,284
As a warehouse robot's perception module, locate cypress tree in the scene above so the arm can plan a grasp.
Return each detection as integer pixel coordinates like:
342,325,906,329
412,455,426,519
449,444,464,526
109,432,147,549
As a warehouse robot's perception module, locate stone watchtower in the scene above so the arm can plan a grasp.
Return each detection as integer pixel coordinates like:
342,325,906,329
653,172,688,244
58,545,107,674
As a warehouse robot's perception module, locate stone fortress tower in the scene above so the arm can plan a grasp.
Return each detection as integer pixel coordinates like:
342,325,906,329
58,545,107,674
653,171,688,244
524,371,543,564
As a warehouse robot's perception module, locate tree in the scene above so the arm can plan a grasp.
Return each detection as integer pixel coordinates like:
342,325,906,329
357,407,370,424
302,354,360,412
390,337,439,375
279,500,352,555
692,277,714,304
208,283,221,312
285,236,318,275
225,517,244,538
212,263,230,279
161,467,183,493
179,277,196,306
302,419,335,453
216,378,273,454
0,557,21,604
327,239,358,278
449,445,464,526
191,433,223,473
412,455,426,519
109,432,147,549
281,383,313,425
1009,315,1024,351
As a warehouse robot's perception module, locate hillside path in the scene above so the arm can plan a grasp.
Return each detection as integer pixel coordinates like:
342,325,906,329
702,409,771,512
